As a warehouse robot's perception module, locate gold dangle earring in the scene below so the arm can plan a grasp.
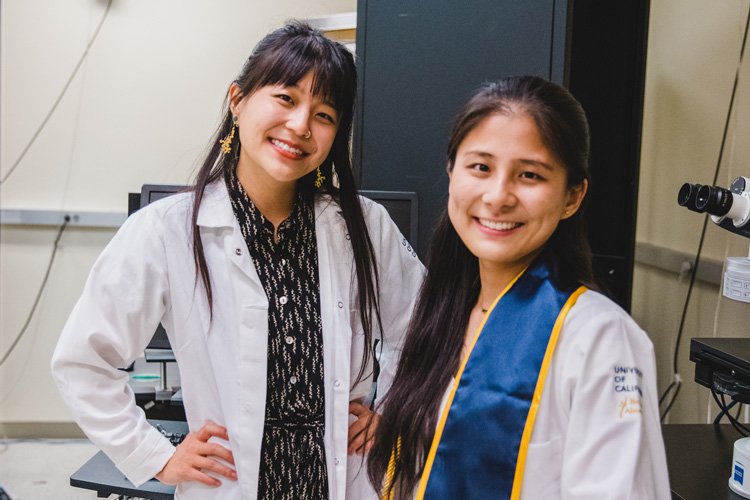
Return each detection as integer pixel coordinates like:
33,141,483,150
220,116,238,154
315,167,325,188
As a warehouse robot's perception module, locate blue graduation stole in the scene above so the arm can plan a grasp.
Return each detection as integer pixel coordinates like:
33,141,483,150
416,257,586,500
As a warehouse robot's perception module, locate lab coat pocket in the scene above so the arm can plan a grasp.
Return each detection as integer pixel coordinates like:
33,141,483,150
520,437,563,498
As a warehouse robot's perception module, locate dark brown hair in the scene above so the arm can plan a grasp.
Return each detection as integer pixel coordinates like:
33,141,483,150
367,76,597,497
190,21,381,383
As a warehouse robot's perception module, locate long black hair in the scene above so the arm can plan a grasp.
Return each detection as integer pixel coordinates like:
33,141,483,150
190,22,381,383
367,76,598,497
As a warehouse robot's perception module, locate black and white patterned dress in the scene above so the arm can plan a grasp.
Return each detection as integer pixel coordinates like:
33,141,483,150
226,170,328,500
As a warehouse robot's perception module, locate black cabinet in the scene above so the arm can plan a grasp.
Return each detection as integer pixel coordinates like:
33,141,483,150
355,0,650,310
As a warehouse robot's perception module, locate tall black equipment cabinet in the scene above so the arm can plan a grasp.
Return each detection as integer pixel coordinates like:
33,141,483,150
354,0,650,311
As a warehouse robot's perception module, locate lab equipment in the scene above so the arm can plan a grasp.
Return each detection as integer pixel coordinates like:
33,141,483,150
681,177,750,498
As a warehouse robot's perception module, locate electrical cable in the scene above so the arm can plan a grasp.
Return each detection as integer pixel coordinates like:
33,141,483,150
711,388,749,436
722,391,750,435
659,4,750,421
714,399,739,425
0,0,113,185
660,378,681,422
0,217,69,368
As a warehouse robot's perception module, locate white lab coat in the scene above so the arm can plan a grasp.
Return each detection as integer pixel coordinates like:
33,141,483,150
51,181,425,500
521,290,671,499
420,290,671,500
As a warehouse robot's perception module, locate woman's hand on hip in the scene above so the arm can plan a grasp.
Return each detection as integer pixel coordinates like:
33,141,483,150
348,401,379,455
155,422,237,487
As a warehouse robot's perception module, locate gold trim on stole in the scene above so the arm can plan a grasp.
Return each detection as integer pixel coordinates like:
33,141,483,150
413,280,587,500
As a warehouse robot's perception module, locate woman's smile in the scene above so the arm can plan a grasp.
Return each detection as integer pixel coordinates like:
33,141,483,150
230,71,339,191
476,218,522,232
269,138,308,159
448,112,585,279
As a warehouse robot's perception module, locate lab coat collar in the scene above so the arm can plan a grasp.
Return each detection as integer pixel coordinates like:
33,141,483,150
196,181,241,228
196,180,341,229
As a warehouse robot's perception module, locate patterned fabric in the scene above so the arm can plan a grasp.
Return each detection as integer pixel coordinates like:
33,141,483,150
226,170,328,500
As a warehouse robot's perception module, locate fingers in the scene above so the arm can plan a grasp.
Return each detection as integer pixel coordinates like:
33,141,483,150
348,401,370,416
347,419,368,455
201,441,235,465
156,455,230,487
347,405,379,455
194,422,230,442
154,423,237,487
192,453,237,484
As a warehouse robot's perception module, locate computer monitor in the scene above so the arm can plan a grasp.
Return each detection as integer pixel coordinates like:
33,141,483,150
130,184,419,351
360,190,419,253
140,184,190,209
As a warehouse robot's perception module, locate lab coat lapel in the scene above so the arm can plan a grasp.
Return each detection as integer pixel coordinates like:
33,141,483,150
197,181,270,499
315,196,355,500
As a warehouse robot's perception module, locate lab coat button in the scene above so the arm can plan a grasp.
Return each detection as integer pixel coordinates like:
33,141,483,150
290,376,298,384
334,379,341,387
285,336,294,344
337,301,343,308
235,248,242,256
279,296,288,305
334,458,340,465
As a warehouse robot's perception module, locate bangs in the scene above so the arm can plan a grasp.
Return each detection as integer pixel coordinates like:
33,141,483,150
248,36,354,114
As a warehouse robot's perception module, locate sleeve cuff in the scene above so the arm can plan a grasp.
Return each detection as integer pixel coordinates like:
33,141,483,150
117,426,176,487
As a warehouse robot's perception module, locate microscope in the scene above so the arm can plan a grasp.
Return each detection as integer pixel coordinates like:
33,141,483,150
679,177,750,498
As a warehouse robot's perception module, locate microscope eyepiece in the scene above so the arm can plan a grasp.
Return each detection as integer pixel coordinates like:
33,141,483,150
679,177,750,238
678,183,705,212
696,185,733,216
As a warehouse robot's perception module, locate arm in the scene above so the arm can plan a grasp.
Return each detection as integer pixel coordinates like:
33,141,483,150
556,296,671,500
51,205,235,487
51,209,175,486
347,200,425,454
363,200,425,401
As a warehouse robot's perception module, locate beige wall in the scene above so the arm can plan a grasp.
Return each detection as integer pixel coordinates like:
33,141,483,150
4,0,750,430
635,0,750,423
0,0,356,427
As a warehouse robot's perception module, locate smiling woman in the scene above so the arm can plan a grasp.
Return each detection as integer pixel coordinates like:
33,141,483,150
50,21,425,500
229,72,340,225
447,112,586,293
367,76,671,500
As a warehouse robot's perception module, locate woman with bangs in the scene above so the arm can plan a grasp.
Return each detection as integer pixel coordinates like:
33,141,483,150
52,22,424,500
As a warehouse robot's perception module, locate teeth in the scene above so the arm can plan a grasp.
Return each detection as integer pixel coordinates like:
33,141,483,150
271,139,303,156
479,219,521,231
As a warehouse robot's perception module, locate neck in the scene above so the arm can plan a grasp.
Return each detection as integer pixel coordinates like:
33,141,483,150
236,164,297,228
476,258,533,312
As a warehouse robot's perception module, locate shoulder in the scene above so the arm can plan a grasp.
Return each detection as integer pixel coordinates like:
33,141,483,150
358,194,391,222
131,189,193,219
551,289,657,405
560,289,654,354
313,192,393,231
125,190,193,232
108,190,196,257
566,289,641,329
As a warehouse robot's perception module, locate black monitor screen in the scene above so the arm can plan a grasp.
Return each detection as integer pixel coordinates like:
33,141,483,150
140,184,189,208
360,190,419,253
